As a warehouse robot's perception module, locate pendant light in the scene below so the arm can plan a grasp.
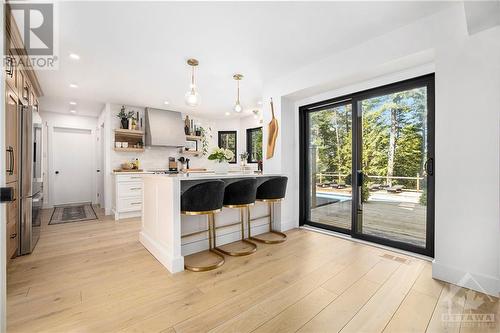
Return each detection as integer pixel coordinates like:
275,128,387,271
185,58,200,107
233,74,243,113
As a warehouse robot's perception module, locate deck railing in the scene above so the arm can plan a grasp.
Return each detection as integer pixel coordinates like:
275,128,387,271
315,172,425,192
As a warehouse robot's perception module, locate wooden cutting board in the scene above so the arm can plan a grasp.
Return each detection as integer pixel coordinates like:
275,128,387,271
266,98,278,159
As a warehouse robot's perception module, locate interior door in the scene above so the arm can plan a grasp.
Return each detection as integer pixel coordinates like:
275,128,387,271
52,127,93,205
98,124,105,207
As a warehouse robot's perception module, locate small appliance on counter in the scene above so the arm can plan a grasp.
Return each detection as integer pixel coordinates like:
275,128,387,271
168,157,178,172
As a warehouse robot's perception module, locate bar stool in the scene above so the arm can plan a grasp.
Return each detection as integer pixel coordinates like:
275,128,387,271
248,176,288,244
181,180,226,272
213,178,258,256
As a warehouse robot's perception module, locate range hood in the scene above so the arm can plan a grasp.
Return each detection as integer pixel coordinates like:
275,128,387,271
145,108,186,147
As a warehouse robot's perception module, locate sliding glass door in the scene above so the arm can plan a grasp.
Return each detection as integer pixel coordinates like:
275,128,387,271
305,102,353,233
300,74,434,256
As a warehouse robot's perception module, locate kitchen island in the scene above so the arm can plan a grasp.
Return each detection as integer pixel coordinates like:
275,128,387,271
140,173,284,273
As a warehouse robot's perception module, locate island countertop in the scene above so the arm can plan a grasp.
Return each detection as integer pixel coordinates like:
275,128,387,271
141,172,281,181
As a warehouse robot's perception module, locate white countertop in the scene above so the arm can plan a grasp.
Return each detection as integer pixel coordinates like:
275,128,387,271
142,172,279,180
113,171,154,175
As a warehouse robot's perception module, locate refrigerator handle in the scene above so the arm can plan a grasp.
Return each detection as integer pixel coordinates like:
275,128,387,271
6,146,14,175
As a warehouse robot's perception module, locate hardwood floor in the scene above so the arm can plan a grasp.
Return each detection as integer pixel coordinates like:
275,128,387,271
6,207,499,332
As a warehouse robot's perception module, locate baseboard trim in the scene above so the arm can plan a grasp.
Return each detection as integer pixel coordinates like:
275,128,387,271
432,260,499,297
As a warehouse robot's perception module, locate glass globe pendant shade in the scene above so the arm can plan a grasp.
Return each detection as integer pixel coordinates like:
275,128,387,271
233,102,242,113
185,86,199,107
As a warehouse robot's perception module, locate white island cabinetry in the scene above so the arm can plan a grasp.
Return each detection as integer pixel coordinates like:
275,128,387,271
140,173,285,273
112,173,149,220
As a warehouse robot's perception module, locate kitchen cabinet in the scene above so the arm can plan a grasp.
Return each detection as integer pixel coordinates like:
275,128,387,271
5,86,19,184
112,174,146,220
6,182,18,260
5,8,44,264
5,50,17,92
17,68,26,102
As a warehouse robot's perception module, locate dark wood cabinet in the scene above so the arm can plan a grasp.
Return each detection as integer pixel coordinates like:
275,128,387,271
5,87,18,184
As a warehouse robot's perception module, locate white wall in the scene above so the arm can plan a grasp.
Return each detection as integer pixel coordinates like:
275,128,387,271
40,111,98,208
261,4,500,295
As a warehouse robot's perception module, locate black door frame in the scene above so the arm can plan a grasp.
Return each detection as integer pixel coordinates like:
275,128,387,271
299,73,435,257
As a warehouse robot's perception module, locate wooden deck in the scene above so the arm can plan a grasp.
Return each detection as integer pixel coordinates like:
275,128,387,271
311,189,426,247
6,207,498,332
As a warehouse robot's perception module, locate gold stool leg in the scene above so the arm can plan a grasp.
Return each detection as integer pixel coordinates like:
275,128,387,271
184,212,225,272
214,207,257,257
249,201,287,244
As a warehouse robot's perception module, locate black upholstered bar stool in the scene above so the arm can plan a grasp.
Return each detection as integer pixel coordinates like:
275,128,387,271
181,180,226,272
213,178,258,256
248,176,288,244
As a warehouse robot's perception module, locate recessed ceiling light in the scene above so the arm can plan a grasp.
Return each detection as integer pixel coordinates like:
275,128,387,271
69,101,77,105
69,83,78,88
70,110,77,114
69,53,80,60
225,111,230,116
164,101,170,105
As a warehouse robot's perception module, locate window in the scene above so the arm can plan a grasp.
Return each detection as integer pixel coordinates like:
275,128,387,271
217,131,237,163
246,127,262,163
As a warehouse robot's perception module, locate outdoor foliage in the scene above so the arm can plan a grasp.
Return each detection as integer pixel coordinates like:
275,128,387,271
249,128,263,162
309,87,427,203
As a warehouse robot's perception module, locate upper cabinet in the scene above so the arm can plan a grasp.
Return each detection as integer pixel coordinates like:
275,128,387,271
5,50,17,92
5,4,44,103
5,86,19,184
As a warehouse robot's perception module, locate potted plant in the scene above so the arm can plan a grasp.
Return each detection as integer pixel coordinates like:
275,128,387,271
117,106,135,129
208,147,234,174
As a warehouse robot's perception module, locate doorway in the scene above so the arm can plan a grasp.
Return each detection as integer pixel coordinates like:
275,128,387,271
300,74,435,256
51,127,94,206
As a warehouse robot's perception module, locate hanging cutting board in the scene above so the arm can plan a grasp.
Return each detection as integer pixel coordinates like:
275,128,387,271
266,98,278,159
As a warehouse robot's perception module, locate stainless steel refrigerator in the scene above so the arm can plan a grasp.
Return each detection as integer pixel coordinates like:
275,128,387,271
19,105,43,255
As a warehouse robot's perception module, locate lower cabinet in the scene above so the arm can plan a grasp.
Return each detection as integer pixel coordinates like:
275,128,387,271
112,174,144,220
6,181,18,260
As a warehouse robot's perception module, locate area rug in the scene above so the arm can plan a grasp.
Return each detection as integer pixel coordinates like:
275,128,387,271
49,204,98,225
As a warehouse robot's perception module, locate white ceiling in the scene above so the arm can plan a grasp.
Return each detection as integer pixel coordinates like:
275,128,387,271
37,1,452,118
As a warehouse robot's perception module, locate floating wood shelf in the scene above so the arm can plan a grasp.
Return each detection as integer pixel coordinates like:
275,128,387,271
114,147,145,153
186,135,202,140
114,129,144,137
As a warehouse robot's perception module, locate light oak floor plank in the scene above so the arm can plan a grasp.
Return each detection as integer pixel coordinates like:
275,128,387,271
6,206,499,333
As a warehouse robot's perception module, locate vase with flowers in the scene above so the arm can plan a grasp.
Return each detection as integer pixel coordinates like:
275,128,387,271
208,147,234,174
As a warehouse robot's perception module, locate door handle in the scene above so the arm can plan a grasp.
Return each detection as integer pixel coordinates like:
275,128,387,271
10,233,17,239
55,171,59,174
424,158,434,176
357,171,363,186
